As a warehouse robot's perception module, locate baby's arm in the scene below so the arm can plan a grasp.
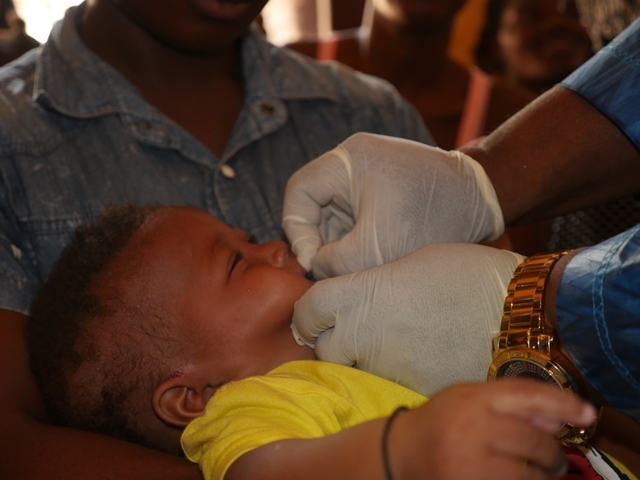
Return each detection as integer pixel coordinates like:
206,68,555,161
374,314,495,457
225,379,595,480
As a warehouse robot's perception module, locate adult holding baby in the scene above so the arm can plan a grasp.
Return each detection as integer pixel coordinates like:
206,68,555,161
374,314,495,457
0,0,433,478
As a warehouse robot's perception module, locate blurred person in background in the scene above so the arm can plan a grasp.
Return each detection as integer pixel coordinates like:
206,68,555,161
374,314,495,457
475,0,594,96
476,0,640,253
287,0,535,151
0,0,38,66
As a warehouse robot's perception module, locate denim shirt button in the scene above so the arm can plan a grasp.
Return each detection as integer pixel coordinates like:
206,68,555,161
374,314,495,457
260,102,276,115
220,164,236,179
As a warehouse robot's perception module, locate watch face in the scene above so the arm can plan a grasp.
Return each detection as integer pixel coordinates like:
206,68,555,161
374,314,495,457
488,348,593,446
495,358,564,389
488,348,573,391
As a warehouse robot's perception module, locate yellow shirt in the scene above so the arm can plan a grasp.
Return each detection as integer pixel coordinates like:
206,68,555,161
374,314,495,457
181,360,636,480
181,360,427,480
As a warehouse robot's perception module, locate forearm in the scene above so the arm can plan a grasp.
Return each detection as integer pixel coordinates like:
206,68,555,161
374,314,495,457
227,381,594,480
461,86,640,225
226,417,390,480
0,310,202,480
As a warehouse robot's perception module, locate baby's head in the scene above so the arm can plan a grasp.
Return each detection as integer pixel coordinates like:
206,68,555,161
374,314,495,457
27,204,315,454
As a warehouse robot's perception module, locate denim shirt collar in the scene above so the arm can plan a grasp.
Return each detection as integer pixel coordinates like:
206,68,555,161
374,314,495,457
32,4,340,162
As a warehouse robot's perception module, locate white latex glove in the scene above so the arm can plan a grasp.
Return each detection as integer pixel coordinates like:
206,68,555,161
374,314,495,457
282,132,504,278
292,243,525,398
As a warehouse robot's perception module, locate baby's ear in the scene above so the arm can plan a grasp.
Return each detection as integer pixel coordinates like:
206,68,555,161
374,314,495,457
152,373,215,427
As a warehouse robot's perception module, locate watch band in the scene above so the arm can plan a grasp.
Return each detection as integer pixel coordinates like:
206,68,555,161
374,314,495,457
492,251,569,356
493,251,601,446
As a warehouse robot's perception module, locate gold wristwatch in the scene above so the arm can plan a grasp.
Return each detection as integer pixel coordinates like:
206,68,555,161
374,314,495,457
487,252,600,446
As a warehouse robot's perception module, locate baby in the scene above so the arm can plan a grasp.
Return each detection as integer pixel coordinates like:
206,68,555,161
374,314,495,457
26,203,602,480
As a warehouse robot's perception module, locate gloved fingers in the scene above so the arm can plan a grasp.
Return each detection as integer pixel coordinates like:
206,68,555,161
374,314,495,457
290,276,352,346
314,326,358,367
318,204,354,244
284,204,356,272
283,150,354,270
283,221,322,272
310,234,365,280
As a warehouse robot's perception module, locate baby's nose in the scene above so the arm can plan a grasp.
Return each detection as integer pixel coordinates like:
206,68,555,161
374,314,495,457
246,240,290,268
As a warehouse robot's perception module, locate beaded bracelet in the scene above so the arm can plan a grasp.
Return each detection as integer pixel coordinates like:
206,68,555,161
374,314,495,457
382,406,408,480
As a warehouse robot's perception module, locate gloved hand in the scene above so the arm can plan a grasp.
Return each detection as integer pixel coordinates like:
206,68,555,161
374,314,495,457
282,132,504,278
291,243,525,397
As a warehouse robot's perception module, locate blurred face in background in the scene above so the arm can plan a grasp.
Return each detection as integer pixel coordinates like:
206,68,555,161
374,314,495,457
373,0,466,31
496,0,593,92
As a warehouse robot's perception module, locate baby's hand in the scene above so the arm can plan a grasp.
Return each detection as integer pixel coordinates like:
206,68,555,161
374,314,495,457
390,379,597,479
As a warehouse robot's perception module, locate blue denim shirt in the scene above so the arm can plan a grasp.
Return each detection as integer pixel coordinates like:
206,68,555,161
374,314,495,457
562,18,640,150
556,227,640,423
0,4,431,315
559,19,640,422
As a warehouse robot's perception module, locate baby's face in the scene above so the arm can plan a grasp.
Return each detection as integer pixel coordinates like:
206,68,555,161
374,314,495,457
131,206,316,389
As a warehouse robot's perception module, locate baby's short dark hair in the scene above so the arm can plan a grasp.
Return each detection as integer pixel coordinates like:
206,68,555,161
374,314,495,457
26,202,176,450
